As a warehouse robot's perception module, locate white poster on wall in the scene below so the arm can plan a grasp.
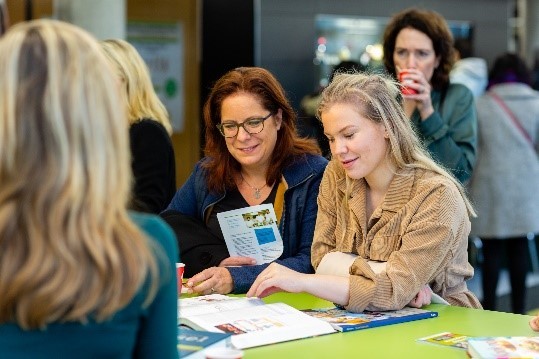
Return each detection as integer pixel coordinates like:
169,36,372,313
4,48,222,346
127,21,184,133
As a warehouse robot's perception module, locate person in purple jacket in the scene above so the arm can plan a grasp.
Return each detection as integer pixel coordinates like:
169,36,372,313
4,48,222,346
164,67,328,294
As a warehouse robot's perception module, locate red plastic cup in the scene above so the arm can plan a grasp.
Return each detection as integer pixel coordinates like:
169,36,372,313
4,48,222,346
398,70,418,95
176,263,185,296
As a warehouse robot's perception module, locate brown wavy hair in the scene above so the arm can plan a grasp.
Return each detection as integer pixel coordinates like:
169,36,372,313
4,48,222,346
203,67,320,193
383,8,455,90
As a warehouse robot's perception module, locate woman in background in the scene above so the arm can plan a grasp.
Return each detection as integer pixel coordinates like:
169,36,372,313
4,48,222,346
382,8,477,183
102,39,176,214
0,20,178,358
469,53,539,314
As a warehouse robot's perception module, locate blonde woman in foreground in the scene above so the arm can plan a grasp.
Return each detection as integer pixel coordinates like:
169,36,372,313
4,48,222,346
0,20,178,358
248,73,481,311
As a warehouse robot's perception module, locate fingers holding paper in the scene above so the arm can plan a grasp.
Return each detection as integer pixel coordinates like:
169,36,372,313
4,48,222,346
219,256,256,267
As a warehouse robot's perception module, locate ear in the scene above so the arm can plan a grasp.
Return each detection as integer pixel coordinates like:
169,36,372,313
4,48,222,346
274,108,283,130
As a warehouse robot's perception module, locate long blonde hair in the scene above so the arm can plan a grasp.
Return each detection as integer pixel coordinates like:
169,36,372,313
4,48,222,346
318,72,476,217
101,38,172,135
0,20,159,329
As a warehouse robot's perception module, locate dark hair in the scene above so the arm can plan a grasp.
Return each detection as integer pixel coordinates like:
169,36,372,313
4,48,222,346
382,8,455,90
488,52,532,89
202,67,320,193
454,38,473,59
329,61,365,83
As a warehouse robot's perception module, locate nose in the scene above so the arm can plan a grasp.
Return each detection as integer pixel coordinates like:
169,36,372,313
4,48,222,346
331,138,347,156
405,53,416,69
235,125,251,140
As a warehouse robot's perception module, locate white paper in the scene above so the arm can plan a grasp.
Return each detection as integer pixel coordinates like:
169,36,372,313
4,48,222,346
182,302,336,349
217,204,283,264
179,294,265,319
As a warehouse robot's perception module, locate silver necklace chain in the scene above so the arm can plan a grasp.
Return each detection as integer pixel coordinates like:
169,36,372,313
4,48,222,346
240,174,267,199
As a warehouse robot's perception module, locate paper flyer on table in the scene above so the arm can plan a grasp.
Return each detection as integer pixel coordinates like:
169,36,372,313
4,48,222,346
217,204,283,264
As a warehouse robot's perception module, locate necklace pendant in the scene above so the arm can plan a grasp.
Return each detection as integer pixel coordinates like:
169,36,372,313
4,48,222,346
254,188,261,199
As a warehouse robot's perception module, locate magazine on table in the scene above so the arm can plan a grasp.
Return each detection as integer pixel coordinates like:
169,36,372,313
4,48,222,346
178,294,336,349
417,331,470,350
302,306,438,332
216,203,283,264
177,327,231,359
467,336,539,358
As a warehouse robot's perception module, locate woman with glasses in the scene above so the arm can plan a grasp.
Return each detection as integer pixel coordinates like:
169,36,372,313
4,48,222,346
164,67,328,294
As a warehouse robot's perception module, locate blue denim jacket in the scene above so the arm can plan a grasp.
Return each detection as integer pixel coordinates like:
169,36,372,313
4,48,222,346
166,153,328,293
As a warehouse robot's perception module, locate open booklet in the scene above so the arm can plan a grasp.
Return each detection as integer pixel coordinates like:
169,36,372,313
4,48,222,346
178,294,336,349
217,204,283,264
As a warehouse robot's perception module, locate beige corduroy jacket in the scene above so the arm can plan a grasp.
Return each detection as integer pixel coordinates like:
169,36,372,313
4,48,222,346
312,161,482,312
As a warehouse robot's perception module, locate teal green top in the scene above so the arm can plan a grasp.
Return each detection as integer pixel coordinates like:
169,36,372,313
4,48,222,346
410,83,477,183
0,212,179,359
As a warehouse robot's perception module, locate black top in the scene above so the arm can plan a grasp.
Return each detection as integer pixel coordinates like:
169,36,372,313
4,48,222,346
129,119,176,214
206,183,278,241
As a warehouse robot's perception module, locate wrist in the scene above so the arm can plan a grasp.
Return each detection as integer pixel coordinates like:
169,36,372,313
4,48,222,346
419,105,434,121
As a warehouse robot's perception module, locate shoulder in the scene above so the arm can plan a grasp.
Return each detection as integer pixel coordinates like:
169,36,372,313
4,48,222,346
283,153,328,183
130,211,177,255
445,83,474,102
130,119,170,140
289,153,328,173
413,169,463,205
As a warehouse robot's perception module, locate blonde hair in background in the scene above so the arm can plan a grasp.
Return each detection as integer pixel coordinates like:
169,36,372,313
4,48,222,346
101,38,173,135
0,20,159,329
317,72,476,217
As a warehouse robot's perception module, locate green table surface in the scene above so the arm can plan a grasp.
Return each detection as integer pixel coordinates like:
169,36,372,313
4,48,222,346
239,292,537,359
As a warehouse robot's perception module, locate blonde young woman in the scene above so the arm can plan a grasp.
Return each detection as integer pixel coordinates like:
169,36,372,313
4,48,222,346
0,20,178,358
248,73,481,311
101,39,176,214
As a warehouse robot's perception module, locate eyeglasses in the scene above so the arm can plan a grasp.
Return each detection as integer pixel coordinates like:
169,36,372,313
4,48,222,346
216,113,273,138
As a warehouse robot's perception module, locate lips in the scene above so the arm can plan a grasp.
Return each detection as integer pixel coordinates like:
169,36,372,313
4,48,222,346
341,157,357,169
238,144,258,153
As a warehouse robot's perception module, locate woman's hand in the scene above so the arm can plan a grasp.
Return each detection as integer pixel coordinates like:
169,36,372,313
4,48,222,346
530,314,539,332
408,285,432,308
219,256,256,267
247,263,307,298
399,68,434,120
185,267,234,295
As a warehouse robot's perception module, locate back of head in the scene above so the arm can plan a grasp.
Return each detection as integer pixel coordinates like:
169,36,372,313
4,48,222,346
203,66,319,192
454,38,473,59
488,52,532,88
101,39,172,135
329,60,364,83
383,7,455,89
0,19,157,329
